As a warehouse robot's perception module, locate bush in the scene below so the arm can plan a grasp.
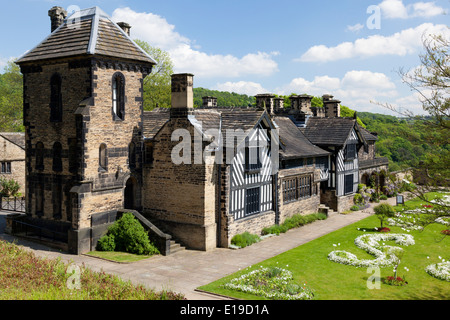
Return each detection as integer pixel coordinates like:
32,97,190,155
351,205,360,211
231,232,260,248
97,212,159,255
96,234,116,252
0,178,21,197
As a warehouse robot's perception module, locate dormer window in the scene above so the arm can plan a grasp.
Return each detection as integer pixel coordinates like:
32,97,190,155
112,72,125,120
50,73,63,122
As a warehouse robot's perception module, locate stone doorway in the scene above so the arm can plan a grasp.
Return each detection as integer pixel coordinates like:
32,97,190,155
124,177,136,210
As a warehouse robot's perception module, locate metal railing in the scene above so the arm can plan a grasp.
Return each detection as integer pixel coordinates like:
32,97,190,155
0,197,26,212
11,219,68,243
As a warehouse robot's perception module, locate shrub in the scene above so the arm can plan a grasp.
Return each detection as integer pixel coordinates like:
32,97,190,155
374,203,396,229
96,234,116,252
262,213,327,236
351,205,360,211
380,194,388,200
231,232,260,248
97,212,159,255
0,178,21,197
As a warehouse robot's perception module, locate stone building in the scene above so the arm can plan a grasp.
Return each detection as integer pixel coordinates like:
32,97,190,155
11,6,388,254
15,6,156,253
0,133,25,194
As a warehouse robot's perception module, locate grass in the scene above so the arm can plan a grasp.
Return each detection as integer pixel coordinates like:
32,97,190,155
0,240,184,300
198,194,449,300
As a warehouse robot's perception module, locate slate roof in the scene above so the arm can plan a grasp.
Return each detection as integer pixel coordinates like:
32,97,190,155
301,117,362,147
0,132,25,149
16,6,156,65
142,108,266,145
273,117,330,159
358,125,378,141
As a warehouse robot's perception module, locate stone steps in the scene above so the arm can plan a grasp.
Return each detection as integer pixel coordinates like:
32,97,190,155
147,218,187,255
318,204,338,217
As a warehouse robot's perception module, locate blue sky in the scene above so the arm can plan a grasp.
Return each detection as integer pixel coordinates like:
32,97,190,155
1,0,448,115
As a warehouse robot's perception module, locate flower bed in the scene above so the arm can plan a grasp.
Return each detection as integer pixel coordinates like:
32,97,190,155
328,233,415,268
223,266,314,300
425,261,450,282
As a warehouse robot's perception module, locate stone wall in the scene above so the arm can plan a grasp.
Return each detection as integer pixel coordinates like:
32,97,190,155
21,60,92,224
142,119,218,251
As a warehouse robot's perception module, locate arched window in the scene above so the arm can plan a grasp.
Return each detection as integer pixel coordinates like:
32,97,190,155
36,142,44,170
99,143,107,171
112,72,125,120
128,142,136,169
50,73,63,122
52,142,62,172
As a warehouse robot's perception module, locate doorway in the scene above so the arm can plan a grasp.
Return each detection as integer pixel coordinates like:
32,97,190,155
124,177,136,210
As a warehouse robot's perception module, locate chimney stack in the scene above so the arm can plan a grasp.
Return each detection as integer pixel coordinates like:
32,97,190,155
170,73,194,119
117,22,131,36
298,94,313,115
322,94,341,118
48,6,67,32
255,94,275,112
202,96,217,108
273,97,284,114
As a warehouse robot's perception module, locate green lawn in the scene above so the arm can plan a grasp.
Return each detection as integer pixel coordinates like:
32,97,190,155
199,198,449,300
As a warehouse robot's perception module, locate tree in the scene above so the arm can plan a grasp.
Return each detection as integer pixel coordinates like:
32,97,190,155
373,32,450,232
0,59,24,132
134,40,174,110
374,203,396,229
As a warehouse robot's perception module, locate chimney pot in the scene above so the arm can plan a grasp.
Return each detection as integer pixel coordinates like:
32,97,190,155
202,96,217,108
117,22,131,36
48,6,67,32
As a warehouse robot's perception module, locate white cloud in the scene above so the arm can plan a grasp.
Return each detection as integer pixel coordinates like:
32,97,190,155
111,7,279,78
297,23,449,62
275,70,399,113
379,0,447,19
379,0,409,19
347,23,365,33
213,81,268,96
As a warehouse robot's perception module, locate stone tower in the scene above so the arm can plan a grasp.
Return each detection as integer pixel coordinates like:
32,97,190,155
15,6,155,253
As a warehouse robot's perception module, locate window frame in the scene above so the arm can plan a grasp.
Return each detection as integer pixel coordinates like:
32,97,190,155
1,162,11,174
282,174,313,204
245,186,260,217
112,72,125,121
99,143,108,171
50,73,63,122
35,142,44,170
344,174,354,195
52,142,63,172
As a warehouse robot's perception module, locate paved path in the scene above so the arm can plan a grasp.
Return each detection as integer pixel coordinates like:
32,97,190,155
0,199,396,300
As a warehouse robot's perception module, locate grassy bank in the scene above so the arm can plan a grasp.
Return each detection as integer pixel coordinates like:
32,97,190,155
0,240,184,300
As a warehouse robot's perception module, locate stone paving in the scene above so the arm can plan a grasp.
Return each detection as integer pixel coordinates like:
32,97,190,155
0,199,396,300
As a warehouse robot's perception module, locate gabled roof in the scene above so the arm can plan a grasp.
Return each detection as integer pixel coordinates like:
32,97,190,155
16,6,156,65
273,117,330,159
142,108,267,143
0,132,25,150
301,117,364,147
358,125,378,141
